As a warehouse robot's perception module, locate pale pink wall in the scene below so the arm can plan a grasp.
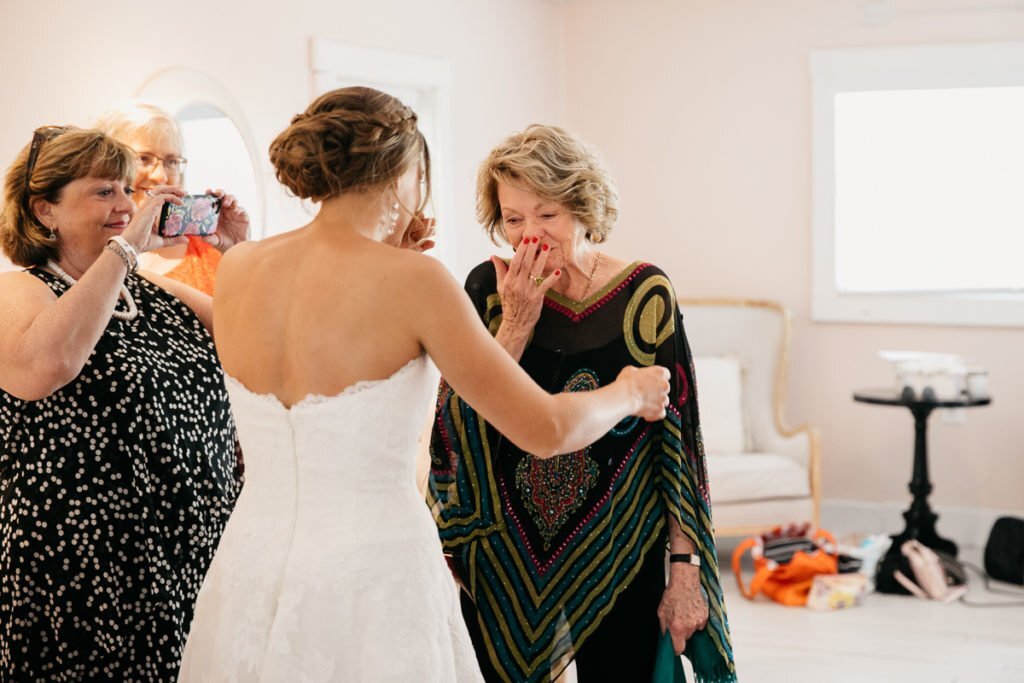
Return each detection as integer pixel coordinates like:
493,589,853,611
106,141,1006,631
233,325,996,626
4,0,1020,512
0,0,565,279
562,0,1024,511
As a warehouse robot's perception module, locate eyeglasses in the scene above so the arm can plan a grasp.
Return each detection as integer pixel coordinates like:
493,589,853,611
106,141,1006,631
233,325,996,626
136,152,188,176
25,125,69,191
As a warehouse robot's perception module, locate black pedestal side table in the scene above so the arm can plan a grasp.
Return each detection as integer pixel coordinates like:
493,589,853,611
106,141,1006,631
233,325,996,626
852,388,991,594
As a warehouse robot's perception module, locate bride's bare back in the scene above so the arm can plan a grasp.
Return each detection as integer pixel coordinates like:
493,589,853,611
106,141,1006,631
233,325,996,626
214,224,428,407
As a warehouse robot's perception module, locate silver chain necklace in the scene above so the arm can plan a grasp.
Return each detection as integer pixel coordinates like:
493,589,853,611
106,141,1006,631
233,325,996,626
46,259,139,321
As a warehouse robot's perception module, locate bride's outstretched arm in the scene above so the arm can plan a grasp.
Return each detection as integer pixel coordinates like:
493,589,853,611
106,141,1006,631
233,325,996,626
409,258,669,459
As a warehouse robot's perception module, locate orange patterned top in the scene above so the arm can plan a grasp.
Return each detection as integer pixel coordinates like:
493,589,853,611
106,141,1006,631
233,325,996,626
165,236,222,295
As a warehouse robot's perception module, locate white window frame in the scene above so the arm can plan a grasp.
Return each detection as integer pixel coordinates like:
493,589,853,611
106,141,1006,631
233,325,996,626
309,38,455,268
810,42,1024,327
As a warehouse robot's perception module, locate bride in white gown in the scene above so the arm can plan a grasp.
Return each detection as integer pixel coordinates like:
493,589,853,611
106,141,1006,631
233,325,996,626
178,87,670,682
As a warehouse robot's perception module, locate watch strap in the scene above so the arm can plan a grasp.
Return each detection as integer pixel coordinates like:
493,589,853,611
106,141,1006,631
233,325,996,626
669,553,701,568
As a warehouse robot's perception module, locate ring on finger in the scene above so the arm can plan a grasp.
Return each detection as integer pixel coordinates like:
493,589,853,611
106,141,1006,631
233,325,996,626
531,275,545,287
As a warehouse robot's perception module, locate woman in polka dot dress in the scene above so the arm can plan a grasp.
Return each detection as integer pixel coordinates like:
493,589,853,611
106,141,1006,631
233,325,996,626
0,127,243,681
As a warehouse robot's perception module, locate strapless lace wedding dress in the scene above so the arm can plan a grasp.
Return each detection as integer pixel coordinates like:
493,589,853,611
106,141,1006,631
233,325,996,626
179,356,482,682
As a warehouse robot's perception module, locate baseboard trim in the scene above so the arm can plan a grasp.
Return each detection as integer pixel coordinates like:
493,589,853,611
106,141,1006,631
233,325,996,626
820,499,1024,551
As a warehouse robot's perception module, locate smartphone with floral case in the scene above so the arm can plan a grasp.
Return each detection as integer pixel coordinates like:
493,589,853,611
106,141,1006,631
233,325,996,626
158,194,221,237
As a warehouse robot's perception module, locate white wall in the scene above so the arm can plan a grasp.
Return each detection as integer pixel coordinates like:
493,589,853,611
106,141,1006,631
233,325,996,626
0,0,566,279
562,0,1024,512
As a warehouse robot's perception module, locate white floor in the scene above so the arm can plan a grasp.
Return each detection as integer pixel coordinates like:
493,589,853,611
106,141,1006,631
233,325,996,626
718,542,1024,683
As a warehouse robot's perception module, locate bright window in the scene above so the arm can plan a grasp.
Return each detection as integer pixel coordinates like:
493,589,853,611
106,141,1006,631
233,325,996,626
811,43,1024,326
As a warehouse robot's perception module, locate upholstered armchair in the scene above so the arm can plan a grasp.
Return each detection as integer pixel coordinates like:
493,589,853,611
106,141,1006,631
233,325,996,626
678,298,821,537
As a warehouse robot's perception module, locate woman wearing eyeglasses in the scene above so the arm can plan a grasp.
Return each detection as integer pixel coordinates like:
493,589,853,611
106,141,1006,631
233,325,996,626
0,127,242,680
94,102,249,295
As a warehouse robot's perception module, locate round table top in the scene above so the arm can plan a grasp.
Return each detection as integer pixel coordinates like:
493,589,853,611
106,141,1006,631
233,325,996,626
853,388,992,409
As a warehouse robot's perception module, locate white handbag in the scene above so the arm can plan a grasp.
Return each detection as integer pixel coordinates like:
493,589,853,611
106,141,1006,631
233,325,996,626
893,540,967,603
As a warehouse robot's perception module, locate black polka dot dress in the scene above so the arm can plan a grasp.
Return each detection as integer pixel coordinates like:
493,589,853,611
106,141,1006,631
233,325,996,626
0,269,242,682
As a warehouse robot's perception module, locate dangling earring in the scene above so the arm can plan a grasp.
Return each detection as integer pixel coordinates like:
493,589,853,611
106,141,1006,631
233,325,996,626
48,227,57,241
386,201,400,236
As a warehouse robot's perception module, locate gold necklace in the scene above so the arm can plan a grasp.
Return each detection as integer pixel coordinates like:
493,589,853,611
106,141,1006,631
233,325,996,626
578,251,602,302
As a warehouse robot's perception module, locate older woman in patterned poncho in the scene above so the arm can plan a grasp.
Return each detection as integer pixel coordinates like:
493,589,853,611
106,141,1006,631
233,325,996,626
429,124,736,683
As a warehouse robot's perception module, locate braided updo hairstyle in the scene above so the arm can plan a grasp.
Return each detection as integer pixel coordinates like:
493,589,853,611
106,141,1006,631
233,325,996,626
270,87,430,204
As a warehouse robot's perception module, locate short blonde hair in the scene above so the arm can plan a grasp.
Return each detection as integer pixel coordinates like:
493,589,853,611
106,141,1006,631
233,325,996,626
476,124,619,245
93,101,183,154
1,127,136,267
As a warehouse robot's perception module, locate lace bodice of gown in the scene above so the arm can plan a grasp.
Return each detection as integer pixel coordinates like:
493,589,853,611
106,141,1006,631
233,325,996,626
230,354,435,506
180,355,482,682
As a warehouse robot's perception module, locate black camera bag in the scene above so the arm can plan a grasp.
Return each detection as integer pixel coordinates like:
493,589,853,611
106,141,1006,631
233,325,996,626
984,516,1024,586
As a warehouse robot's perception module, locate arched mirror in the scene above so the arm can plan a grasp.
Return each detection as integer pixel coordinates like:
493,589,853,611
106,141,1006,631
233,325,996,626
137,68,266,238
175,103,260,232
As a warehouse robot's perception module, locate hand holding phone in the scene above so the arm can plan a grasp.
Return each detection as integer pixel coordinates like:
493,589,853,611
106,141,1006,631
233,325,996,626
158,194,222,237
121,185,186,253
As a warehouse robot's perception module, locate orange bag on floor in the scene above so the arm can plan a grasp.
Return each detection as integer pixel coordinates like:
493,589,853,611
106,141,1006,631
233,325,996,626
732,525,838,606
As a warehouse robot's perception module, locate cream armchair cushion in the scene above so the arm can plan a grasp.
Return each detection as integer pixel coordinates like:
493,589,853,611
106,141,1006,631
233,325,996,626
692,355,747,455
681,299,821,536
704,454,810,504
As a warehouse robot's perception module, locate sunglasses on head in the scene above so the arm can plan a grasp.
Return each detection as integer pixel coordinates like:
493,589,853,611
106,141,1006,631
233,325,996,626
25,125,69,191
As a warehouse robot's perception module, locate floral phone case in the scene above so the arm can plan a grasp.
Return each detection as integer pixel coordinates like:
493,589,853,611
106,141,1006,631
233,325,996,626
158,194,221,237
